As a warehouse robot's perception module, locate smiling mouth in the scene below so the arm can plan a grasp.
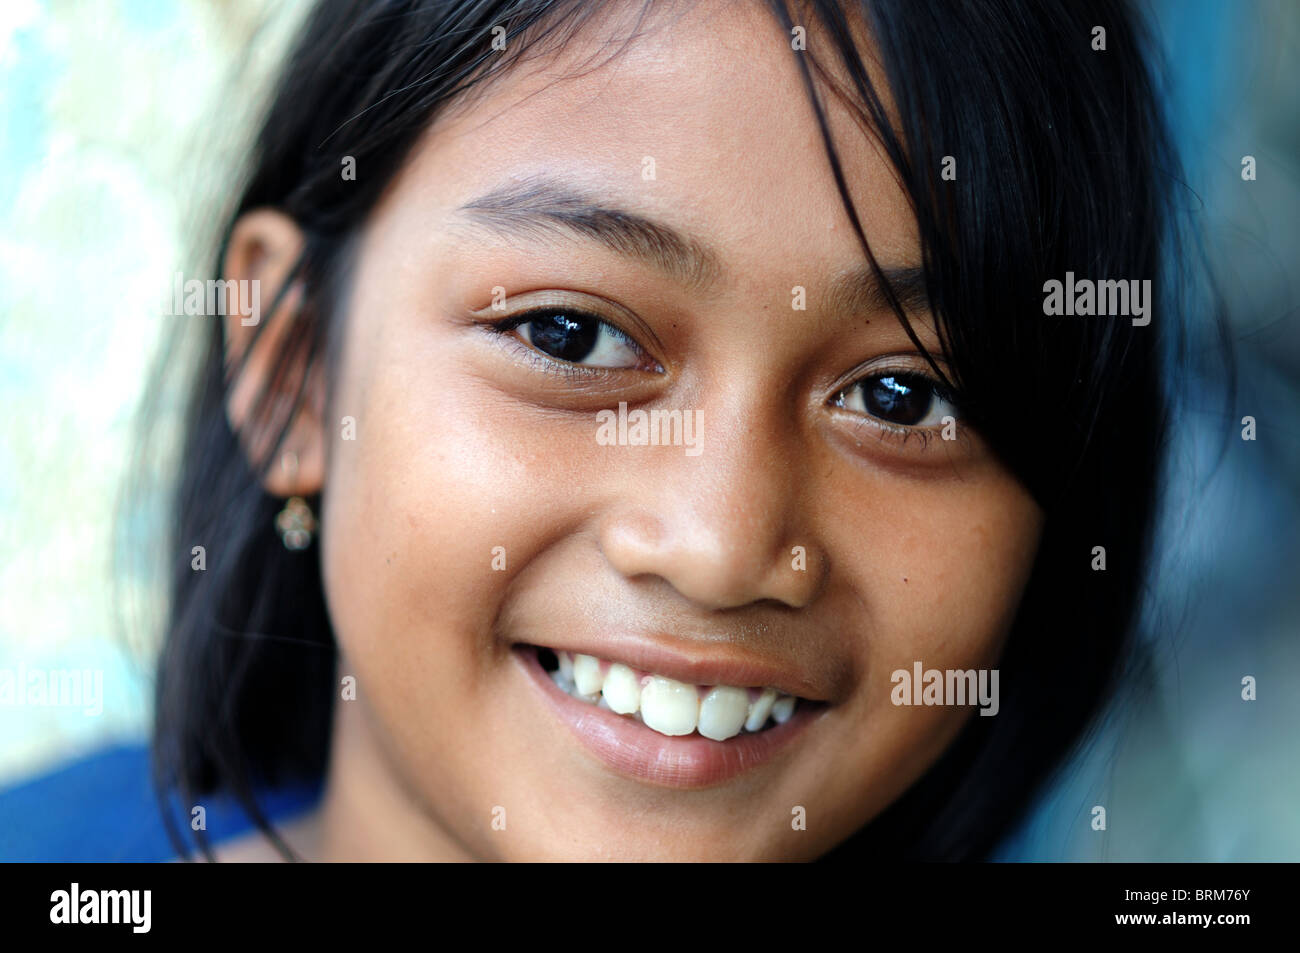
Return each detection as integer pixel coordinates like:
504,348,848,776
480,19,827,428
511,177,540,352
526,645,815,742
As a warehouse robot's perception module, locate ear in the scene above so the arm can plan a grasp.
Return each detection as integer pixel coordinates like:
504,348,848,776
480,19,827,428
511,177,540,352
221,208,325,498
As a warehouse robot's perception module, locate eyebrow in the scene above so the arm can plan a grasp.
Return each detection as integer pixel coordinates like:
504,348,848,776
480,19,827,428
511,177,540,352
824,263,930,318
454,174,930,317
454,176,722,293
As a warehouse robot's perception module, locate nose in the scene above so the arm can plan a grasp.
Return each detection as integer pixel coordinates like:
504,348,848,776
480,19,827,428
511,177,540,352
597,405,826,612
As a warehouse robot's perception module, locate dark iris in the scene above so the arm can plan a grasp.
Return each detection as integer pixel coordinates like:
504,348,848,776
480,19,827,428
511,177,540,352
859,374,933,425
524,312,598,363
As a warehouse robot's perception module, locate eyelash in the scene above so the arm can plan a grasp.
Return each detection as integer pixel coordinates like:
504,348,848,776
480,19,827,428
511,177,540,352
486,308,961,449
844,414,941,451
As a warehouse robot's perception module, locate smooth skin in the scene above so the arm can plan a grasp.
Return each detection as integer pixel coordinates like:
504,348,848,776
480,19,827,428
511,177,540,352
217,0,1042,861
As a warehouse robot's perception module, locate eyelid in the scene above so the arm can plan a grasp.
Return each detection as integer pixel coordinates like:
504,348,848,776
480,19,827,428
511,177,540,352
832,355,959,409
489,304,610,334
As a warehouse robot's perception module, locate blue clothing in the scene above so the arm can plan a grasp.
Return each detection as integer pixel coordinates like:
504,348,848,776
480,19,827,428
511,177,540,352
0,744,322,861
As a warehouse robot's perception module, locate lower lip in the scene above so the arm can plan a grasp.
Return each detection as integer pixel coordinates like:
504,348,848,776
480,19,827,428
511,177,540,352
513,645,827,789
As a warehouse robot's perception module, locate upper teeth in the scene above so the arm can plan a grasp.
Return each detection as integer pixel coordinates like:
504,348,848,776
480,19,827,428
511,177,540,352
548,651,800,741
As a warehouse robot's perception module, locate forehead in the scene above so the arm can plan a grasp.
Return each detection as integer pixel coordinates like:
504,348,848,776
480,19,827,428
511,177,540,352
388,0,920,280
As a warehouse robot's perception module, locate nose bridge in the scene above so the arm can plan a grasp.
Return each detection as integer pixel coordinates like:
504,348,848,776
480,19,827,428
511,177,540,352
597,394,825,611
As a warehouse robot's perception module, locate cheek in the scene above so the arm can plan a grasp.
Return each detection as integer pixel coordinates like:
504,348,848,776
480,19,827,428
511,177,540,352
807,464,1041,819
317,311,618,729
823,459,1041,668
870,477,1039,667
314,317,594,853
320,355,545,680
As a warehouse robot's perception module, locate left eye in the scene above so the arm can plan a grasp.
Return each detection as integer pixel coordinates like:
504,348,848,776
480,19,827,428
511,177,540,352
833,373,955,427
511,310,641,368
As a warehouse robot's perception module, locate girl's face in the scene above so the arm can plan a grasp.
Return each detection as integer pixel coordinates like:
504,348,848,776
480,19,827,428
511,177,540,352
296,1,1042,860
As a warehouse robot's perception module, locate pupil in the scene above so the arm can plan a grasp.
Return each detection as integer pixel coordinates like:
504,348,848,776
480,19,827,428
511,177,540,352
528,313,597,362
865,375,931,425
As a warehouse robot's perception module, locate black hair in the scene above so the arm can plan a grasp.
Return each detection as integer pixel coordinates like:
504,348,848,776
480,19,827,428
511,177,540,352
135,0,1224,861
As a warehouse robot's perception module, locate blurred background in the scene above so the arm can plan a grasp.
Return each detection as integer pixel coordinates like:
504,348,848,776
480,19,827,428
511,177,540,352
0,0,1296,859
0,0,308,797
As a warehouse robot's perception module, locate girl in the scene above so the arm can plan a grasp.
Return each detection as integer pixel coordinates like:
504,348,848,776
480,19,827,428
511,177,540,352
149,0,1208,861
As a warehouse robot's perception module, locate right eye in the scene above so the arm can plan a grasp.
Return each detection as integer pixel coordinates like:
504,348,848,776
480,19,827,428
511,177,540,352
505,309,645,369
832,371,957,428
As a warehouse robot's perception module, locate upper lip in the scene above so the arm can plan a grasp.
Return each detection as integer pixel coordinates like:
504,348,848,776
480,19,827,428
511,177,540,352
518,635,832,702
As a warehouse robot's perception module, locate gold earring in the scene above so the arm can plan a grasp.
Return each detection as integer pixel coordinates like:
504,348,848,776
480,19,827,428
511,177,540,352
275,451,316,551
